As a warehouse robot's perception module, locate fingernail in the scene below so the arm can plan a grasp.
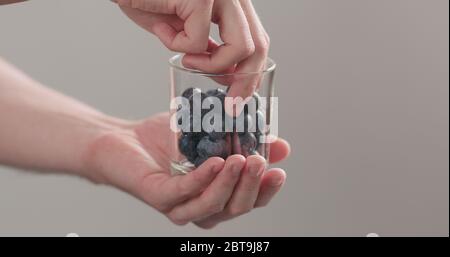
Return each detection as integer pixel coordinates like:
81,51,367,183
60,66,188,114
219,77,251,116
272,177,285,187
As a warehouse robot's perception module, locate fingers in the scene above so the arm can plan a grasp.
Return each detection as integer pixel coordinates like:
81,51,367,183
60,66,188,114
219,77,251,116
182,0,255,73
137,136,289,226
175,0,214,53
194,154,266,229
227,0,270,99
154,0,214,53
162,137,289,226
138,157,224,212
254,168,286,208
268,137,291,164
117,0,213,53
118,5,184,34
183,48,236,86
167,155,246,225
184,38,236,86
183,0,270,104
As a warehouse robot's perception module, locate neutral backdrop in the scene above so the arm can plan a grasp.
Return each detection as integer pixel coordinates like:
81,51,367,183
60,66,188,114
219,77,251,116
0,0,448,236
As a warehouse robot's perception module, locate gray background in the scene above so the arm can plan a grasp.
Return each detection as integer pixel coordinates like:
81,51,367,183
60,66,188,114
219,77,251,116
0,0,448,236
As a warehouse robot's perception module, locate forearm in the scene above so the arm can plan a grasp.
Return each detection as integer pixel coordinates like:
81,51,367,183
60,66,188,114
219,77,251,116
0,58,128,178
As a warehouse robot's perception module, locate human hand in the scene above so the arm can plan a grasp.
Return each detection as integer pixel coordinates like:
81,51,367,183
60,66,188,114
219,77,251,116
113,0,270,100
84,112,289,228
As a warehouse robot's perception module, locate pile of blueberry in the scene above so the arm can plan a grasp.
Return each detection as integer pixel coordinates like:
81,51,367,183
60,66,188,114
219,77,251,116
177,87,266,167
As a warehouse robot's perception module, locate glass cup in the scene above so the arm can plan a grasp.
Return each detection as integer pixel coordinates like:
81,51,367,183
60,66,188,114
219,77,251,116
169,54,277,175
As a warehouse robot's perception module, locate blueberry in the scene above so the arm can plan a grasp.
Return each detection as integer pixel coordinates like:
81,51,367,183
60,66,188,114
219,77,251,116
182,87,201,99
201,95,220,118
233,112,253,133
250,150,259,156
179,87,268,165
187,89,206,112
194,156,209,167
244,113,253,131
191,131,206,140
206,88,226,97
189,90,206,106
178,133,199,162
197,136,229,159
209,131,227,141
177,110,193,132
176,94,193,131
238,132,257,157
206,88,226,103
203,89,226,117
188,91,207,132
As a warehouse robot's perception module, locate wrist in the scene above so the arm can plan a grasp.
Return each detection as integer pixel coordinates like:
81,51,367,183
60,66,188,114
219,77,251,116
77,112,137,185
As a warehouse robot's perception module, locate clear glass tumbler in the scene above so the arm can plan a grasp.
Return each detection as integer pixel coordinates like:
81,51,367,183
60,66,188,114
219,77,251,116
169,54,277,175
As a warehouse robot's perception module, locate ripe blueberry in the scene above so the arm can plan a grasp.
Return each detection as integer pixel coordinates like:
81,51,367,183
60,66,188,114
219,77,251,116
182,87,201,99
194,156,209,167
209,131,227,141
179,133,199,162
238,132,257,157
197,136,229,159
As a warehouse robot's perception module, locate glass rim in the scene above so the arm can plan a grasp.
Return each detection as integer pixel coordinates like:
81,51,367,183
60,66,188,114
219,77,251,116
169,54,276,77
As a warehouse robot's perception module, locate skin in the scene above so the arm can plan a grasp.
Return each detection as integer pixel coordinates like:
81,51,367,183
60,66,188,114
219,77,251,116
114,0,270,106
0,0,289,228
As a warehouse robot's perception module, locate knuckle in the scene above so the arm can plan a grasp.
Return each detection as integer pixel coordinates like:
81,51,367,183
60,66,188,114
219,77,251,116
191,42,209,54
255,201,268,208
240,41,256,57
227,206,251,217
195,222,217,230
153,202,171,213
165,42,178,52
168,214,189,226
181,39,208,54
254,36,270,55
205,201,225,214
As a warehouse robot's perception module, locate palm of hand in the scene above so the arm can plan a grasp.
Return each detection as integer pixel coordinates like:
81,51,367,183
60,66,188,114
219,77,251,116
88,112,289,228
